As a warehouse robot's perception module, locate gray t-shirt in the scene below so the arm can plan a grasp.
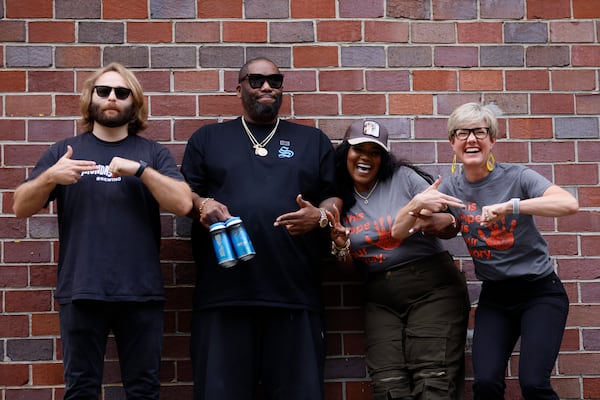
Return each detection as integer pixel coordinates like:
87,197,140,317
344,166,445,274
439,163,554,281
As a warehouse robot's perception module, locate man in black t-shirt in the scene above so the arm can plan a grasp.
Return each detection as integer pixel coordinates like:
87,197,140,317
181,57,340,400
13,63,192,400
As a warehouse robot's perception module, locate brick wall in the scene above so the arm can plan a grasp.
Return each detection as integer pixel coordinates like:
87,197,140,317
1,0,599,399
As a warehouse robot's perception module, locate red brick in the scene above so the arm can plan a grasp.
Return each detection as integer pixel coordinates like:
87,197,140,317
55,46,101,68
0,168,26,190
555,163,598,185
579,187,600,208
531,142,575,162
550,21,595,43
223,22,267,43
0,21,26,42
582,236,600,256
366,70,410,92
317,21,362,42
55,95,80,117
506,69,549,91
173,71,220,92
545,234,579,256
198,0,242,18
198,94,244,117
0,364,29,386
584,377,600,399
30,264,58,287
6,0,52,18
559,211,599,234
0,315,29,337
104,0,148,18
572,45,600,67
553,70,596,91
32,363,64,385
127,22,172,43
578,140,600,162
413,70,457,91
364,21,409,42
343,332,366,355
0,119,25,141
319,70,363,91
531,94,574,114
4,240,52,263
0,217,26,238
28,71,74,93
342,94,386,115
29,22,75,43
346,380,373,400
6,290,53,312
390,94,433,115
151,95,197,117
0,265,27,287
561,328,580,351
576,94,600,115
459,70,503,91
573,0,600,18
527,0,571,18
293,46,338,67
508,118,553,139
391,141,437,163
0,71,26,92
457,22,502,43
293,94,339,116
32,313,60,336
175,22,220,43
292,0,336,18
324,381,343,400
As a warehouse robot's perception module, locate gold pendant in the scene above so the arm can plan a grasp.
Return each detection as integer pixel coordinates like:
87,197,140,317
255,146,268,157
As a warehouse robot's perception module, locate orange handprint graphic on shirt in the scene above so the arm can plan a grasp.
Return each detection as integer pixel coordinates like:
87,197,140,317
477,217,517,251
365,215,403,250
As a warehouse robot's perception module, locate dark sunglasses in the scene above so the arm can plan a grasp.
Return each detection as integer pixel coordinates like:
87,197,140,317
239,74,284,89
94,85,132,100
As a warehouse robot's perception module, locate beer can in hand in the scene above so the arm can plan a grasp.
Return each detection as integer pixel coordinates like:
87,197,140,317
225,217,255,261
209,222,237,268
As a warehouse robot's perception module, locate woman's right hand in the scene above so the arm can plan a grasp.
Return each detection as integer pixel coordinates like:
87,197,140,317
326,203,349,247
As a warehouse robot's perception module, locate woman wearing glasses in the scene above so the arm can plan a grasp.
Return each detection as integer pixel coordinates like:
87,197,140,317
394,102,578,400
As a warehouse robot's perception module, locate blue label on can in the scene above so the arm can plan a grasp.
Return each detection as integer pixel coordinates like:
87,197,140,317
226,217,255,261
209,222,237,268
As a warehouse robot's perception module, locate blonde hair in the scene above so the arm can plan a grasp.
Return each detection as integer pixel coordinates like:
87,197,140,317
79,62,148,135
447,102,501,139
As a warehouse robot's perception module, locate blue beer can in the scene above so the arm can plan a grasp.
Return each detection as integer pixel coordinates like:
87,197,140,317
225,217,255,261
209,222,237,268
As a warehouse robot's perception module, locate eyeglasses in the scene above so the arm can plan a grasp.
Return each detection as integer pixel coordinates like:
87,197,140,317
453,127,489,140
94,86,132,100
239,74,284,89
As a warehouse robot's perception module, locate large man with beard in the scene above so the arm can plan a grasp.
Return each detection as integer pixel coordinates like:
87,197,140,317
181,57,339,400
13,62,192,400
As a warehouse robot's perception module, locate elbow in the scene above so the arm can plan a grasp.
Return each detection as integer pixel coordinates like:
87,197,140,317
13,203,31,219
172,198,193,217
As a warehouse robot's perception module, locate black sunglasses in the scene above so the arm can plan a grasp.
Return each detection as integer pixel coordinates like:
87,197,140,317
94,85,132,100
239,74,284,89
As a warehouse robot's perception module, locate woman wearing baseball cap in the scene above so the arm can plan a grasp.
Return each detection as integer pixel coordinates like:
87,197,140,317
328,119,470,400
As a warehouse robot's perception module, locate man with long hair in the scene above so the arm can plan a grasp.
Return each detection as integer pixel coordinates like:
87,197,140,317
13,62,192,399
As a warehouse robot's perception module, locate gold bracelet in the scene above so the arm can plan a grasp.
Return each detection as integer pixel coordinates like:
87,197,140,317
198,197,214,216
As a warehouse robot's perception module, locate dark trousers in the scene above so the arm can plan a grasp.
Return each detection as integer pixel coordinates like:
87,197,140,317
364,252,471,400
472,272,569,400
59,301,164,400
190,307,325,400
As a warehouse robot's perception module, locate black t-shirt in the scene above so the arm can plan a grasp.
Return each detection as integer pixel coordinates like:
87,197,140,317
181,118,336,311
28,132,185,304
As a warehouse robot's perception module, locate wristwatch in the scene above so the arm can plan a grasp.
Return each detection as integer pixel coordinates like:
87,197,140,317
135,160,148,178
318,208,329,228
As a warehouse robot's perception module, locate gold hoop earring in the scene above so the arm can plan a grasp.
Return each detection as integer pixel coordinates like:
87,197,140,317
486,153,495,172
451,153,457,174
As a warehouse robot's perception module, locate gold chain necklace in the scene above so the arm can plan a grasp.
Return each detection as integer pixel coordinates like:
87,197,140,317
241,117,280,157
354,180,379,204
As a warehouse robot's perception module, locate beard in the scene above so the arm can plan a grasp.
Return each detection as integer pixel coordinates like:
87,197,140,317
89,103,136,129
241,91,282,123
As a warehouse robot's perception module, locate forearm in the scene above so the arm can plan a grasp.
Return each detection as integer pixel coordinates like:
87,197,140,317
13,172,56,218
518,186,579,217
141,168,193,216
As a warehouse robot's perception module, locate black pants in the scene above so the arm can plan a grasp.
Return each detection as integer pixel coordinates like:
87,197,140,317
472,272,569,400
190,307,325,400
59,301,164,400
364,252,471,400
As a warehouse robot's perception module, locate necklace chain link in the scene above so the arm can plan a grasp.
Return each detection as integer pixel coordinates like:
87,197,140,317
241,117,280,157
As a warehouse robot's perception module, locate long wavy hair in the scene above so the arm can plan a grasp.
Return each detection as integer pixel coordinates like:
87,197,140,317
79,62,148,135
334,141,434,214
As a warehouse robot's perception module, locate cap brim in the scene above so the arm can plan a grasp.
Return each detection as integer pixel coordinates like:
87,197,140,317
347,137,389,152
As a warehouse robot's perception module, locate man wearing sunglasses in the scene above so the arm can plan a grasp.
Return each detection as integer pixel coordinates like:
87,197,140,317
13,63,192,399
181,57,340,400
